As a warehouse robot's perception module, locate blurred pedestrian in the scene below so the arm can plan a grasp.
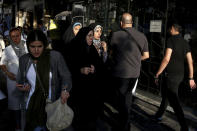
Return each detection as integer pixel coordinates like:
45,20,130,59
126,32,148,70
37,20,47,36
62,22,82,62
3,25,9,39
17,26,27,42
0,27,28,131
62,22,82,45
0,34,5,60
0,65,10,131
109,12,149,131
153,23,196,131
16,29,72,131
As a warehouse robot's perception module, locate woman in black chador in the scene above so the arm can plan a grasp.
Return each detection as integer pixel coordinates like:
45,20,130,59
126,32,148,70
67,27,104,131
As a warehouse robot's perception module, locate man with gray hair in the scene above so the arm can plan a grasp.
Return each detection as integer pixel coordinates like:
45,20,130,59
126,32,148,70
109,13,149,131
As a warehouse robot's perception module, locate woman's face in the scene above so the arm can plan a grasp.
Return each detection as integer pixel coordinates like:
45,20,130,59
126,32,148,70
86,30,94,46
29,41,44,58
73,25,81,36
94,27,102,40
10,30,21,45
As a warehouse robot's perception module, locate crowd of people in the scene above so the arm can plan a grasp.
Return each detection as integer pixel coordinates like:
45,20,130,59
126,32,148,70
0,12,196,131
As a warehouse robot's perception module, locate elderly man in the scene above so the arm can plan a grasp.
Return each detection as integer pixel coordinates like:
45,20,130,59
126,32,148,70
110,13,149,131
0,27,28,131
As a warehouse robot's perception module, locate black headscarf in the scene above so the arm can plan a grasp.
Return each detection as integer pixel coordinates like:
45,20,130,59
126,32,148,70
62,22,82,45
67,27,95,74
71,26,92,47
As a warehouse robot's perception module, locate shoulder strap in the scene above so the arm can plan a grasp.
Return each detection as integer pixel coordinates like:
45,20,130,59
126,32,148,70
121,28,142,53
32,63,48,98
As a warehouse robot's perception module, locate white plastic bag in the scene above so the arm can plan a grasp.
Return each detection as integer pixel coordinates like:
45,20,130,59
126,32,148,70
45,98,74,131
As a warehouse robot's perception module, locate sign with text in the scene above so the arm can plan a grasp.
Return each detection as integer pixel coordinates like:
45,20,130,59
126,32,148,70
150,20,162,32
0,0,3,5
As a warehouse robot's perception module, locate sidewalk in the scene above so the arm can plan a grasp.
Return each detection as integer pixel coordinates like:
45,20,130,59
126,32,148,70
134,89,197,130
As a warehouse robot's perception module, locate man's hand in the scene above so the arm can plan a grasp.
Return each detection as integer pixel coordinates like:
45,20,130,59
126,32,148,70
154,74,159,86
189,79,196,90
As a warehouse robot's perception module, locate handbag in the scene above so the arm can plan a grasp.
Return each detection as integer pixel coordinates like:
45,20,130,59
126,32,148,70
33,64,74,131
45,98,74,131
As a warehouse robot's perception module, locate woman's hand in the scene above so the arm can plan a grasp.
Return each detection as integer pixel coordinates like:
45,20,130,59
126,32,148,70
7,72,16,81
16,83,31,92
80,65,95,75
90,65,95,73
0,65,16,80
80,67,91,75
101,41,107,52
61,91,70,104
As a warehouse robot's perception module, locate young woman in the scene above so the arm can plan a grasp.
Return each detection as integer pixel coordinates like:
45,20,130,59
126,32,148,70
89,23,108,63
16,29,72,131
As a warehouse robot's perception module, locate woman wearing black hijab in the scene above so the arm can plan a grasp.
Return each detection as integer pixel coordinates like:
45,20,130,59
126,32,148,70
62,22,82,61
62,22,82,45
68,27,104,131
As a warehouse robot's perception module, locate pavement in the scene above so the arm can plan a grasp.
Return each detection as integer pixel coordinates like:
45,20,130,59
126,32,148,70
102,88,197,131
130,89,197,131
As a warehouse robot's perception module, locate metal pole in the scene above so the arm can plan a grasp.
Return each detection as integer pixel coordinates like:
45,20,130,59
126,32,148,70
163,0,168,55
128,0,130,12
104,0,109,36
159,0,169,94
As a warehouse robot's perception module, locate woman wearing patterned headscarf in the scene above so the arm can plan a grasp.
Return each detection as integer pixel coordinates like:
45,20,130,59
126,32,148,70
89,23,108,63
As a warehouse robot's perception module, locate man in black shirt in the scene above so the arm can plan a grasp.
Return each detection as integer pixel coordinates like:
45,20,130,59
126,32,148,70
110,13,149,131
154,24,196,131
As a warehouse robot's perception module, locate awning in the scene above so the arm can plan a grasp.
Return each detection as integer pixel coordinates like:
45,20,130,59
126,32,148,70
55,11,72,20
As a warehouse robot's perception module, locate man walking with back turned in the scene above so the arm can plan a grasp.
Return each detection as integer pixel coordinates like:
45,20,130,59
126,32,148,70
110,12,149,131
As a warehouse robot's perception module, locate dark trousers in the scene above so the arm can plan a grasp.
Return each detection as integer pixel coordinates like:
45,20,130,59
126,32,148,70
0,98,13,131
112,77,137,131
155,75,188,131
9,110,21,130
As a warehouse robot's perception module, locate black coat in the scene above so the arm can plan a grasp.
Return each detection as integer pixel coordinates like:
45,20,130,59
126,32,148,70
67,27,104,122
